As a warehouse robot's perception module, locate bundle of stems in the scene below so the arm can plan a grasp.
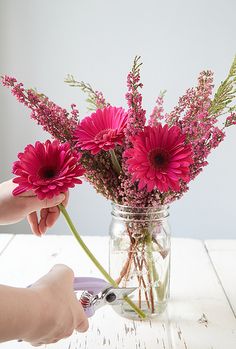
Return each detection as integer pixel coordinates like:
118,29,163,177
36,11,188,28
115,226,169,313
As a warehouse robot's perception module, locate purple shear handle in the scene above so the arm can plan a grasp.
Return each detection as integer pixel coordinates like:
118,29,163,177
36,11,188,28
73,276,110,294
73,277,110,318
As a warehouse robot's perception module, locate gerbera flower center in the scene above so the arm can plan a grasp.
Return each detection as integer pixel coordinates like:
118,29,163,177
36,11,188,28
38,166,57,179
154,154,166,166
95,128,114,141
148,149,169,169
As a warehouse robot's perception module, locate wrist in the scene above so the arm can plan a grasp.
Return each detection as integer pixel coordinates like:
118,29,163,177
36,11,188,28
24,285,56,341
0,285,43,342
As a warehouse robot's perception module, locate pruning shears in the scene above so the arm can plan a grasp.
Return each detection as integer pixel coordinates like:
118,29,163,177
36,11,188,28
74,277,136,317
18,276,135,342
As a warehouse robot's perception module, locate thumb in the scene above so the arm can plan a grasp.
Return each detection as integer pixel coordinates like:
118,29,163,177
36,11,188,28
26,193,66,211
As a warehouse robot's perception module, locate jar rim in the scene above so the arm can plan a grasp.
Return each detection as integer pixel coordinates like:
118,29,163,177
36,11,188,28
111,202,169,211
111,202,169,221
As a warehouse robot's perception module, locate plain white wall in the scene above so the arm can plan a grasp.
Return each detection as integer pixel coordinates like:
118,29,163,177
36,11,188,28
0,0,235,238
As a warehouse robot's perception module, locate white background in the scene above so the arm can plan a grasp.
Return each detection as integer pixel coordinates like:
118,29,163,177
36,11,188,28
0,0,235,238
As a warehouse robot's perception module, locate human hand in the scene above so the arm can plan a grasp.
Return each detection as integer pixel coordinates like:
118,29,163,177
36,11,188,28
0,179,68,235
25,264,88,346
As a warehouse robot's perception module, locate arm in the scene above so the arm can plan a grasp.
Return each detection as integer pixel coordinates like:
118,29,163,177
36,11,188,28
0,265,88,345
0,179,69,236
0,284,42,342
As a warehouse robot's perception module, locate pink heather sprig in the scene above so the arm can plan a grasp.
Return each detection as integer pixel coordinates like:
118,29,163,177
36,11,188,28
124,56,146,140
81,150,122,201
1,75,79,144
166,71,214,127
93,90,107,109
163,71,222,181
225,111,236,127
149,91,166,126
176,71,213,130
187,125,225,180
118,174,163,207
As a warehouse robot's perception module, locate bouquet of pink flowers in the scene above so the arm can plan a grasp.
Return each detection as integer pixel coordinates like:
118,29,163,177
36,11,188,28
2,56,236,206
1,56,236,319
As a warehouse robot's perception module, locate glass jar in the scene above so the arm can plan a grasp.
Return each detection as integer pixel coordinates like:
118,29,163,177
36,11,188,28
109,203,171,320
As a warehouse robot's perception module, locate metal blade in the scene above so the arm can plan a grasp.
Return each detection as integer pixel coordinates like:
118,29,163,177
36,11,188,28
104,287,137,305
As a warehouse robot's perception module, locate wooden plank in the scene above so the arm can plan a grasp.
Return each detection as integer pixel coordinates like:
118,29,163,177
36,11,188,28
0,235,110,287
168,238,236,349
0,235,170,349
205,239,236,252
0,312,170,349
205,240,236,317
0,234,14,255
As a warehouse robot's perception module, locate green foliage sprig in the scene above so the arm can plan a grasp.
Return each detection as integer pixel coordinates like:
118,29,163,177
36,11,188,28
64,74,108,111
209,55,236,117
131,55,143,91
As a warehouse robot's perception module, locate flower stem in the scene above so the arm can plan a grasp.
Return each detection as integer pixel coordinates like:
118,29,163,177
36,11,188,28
58,204,146,319
146,234,165,302
109,149,122,175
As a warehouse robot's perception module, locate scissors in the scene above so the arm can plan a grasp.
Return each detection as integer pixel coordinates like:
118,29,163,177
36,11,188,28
74,277,136,318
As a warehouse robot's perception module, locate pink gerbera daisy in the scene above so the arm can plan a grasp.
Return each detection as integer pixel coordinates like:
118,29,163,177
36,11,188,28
124,124,193,193
74,106,128,154
12,140,85,199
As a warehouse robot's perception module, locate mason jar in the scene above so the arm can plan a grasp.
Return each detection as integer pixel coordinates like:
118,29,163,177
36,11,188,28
109,203,171,320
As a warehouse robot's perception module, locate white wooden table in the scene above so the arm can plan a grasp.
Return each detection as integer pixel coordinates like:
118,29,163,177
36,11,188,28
0,234,236,349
